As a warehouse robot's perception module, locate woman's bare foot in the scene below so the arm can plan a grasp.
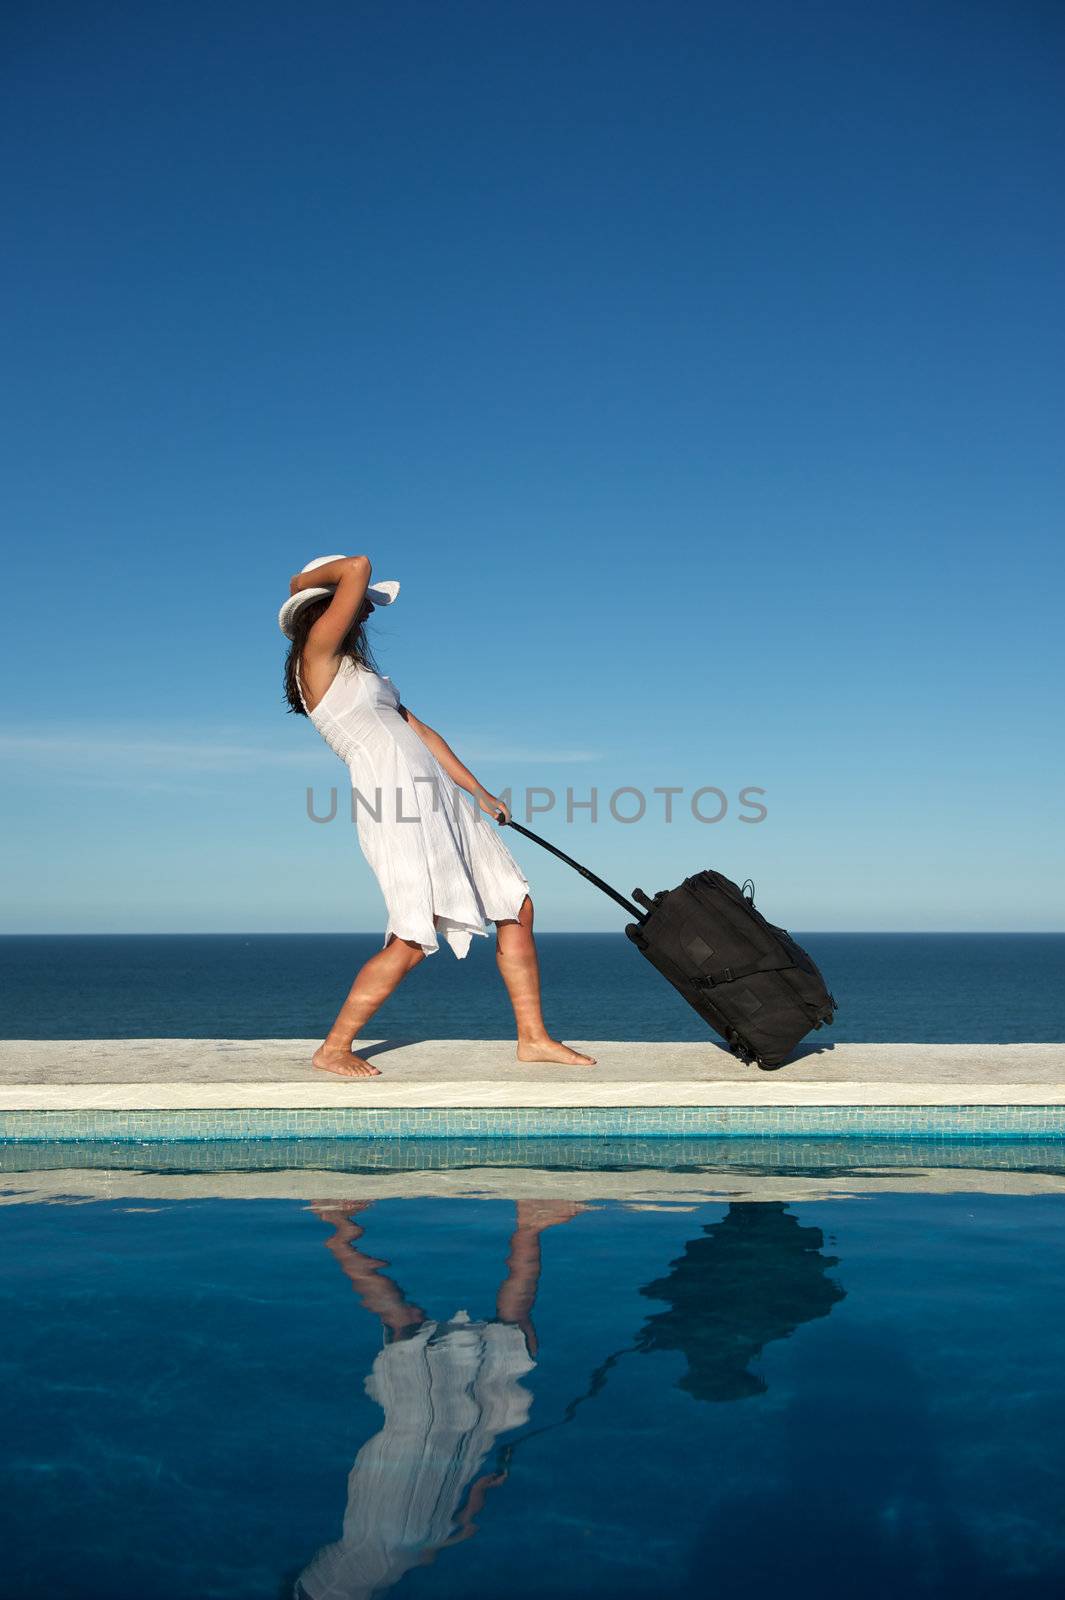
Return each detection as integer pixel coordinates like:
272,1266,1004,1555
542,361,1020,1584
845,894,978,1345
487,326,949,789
312,1046,381,1078
516,1200,592,1229
516,1037,597,1067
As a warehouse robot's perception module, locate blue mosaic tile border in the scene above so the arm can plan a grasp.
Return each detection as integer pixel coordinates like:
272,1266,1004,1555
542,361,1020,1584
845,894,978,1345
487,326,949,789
6,1134,1065,1176
3,1105,1065,1143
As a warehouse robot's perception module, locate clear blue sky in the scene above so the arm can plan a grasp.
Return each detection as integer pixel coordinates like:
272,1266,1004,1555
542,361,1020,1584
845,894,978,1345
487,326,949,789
3,0,1062,933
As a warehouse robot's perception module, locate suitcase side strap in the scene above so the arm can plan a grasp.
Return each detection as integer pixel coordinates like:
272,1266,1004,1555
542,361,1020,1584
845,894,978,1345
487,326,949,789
697,953,797,988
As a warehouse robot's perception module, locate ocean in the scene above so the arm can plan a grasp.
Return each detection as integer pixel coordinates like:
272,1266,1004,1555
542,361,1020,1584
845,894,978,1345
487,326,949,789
0,932,1062,1041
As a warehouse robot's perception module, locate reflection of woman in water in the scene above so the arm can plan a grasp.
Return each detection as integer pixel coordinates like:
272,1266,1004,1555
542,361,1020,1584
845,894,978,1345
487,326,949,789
295,1201,582,1600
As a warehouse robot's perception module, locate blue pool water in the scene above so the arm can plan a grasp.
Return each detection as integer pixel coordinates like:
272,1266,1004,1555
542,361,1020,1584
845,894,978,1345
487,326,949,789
2,932,1064,1040
4,1183,1065,1597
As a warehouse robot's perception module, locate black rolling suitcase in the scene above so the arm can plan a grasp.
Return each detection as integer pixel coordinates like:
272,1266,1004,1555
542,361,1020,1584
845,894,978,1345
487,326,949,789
501,818,836,1070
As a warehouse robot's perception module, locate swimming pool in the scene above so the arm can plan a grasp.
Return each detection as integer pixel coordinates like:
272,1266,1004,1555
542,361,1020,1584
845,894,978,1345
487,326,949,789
4,1154,1065,1597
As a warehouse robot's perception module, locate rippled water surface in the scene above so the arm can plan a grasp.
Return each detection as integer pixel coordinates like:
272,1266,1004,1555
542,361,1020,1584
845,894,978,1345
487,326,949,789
3,1181,1065,1597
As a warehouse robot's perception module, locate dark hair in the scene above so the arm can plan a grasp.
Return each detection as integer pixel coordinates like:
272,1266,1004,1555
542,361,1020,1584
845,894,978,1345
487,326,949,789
282,597,381,716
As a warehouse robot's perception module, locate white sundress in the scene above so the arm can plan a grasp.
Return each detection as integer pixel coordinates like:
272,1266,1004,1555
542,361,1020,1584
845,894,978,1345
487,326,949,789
295,656,530,957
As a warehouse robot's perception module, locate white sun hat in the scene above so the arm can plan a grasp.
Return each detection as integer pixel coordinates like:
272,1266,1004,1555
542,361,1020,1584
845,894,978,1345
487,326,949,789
278,555,400,638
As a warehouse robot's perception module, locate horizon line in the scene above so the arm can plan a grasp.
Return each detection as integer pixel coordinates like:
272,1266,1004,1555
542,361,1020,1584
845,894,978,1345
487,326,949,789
1,929,1062,939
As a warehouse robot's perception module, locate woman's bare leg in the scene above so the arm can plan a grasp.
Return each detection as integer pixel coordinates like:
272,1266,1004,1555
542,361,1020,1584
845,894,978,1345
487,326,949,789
495,895,596,1066
495,1200,590,1356
310,1203,428,1334
313,934,427,1078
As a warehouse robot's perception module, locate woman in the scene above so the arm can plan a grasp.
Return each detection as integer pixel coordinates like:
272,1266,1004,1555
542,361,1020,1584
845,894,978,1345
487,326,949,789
281,554,595,1077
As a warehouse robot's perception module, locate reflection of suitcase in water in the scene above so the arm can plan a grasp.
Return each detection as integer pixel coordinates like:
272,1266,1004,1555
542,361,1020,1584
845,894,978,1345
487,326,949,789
502,818,837,1070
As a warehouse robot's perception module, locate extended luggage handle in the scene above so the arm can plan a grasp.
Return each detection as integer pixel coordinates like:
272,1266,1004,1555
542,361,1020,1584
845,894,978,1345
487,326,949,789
498,816,647,923
498,816,756,939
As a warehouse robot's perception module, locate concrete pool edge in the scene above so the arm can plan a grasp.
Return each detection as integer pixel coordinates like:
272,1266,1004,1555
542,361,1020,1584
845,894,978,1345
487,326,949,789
2,1040,1064,1140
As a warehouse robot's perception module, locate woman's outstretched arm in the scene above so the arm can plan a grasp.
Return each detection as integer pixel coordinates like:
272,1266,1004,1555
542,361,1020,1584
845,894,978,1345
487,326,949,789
398,705,511,824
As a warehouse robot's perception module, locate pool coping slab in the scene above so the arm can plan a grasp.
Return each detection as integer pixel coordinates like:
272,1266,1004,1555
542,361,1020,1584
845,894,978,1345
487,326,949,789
2,1041,1064,1139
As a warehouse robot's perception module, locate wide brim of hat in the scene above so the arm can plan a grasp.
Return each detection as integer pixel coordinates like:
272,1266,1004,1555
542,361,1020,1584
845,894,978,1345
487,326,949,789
278,579,399,639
